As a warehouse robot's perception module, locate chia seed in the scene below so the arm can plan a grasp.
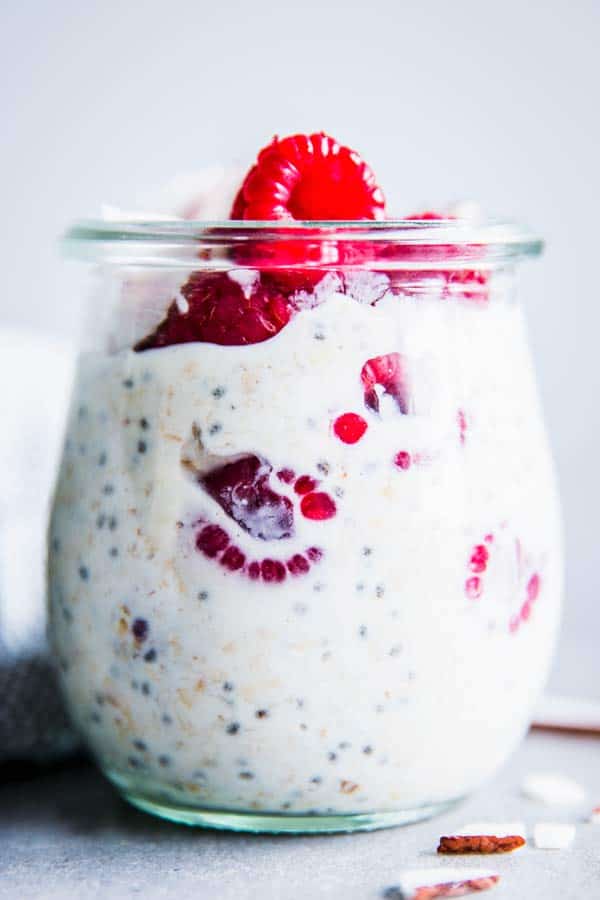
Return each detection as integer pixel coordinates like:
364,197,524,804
122,378,134,389
158,755,171,767
223,681,234,692
139,417,149,430
363,745,373,755
316,461,330,475
78,565,89,581
132,618,149,641
109,547,119,558
375,584,385,598
238,771,254,780
198,591,209,601
209,423,222,435
132,739,147,752
141,682,151,696
226,722,240,735
356,582,365,592
137,440,147,454
212,386,226,398
310,776,322,784
358,625,368,638
108,516,118,531
255,709,269,719
98,451,107,466
96,514,106,529
327,752,337,762
127,756,142,768
334,486,344,498
161,714,173,725
314,331,326,341
102,483,115,496
90,711,101,724
144,648,157,663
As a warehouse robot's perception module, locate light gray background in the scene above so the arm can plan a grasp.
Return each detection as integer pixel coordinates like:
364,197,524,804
2,0,599,691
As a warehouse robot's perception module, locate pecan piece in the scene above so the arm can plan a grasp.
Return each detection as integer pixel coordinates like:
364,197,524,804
384,868,500,899
438,835,525,854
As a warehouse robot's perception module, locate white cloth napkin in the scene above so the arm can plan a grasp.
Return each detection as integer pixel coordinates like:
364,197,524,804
0,328,78,761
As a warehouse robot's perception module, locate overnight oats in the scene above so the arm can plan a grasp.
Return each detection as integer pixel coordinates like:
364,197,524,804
48,133,563,832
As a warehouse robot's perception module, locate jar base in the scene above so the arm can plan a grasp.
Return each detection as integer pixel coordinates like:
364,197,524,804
118,785,462,833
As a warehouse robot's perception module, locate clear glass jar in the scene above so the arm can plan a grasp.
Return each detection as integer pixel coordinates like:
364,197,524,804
48,220,562,832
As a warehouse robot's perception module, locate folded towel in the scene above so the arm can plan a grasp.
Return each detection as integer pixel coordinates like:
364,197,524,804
0,328,78,762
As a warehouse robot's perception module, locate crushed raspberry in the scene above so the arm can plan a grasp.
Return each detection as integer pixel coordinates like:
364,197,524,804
394,450,412,470
261,558,287,583
527,573,541,602
134,271,291,350
220,545,246,571
196,524,229,558
407,210,449,220
231,132,385,221
201,455,294,541
333,413,368,444
465,576,482,599
361,353,409,415
287,553,310,575
294,475,318,495
458,409,468,445
469,544,489,574
306,546,323,561
248,561,261,580
301,492,336,521
277,468,296,484
484,533,494,544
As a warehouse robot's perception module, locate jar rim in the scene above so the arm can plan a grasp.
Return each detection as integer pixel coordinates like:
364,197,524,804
63,218,543,267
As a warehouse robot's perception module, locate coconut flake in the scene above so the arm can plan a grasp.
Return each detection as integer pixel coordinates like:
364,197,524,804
533,823,576,849
456,822,526,839
521,772,586,806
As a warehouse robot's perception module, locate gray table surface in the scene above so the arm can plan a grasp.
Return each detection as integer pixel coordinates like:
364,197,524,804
0,731,598,900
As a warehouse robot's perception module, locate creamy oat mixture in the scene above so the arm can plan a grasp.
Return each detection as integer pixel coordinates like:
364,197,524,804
48,274,562,815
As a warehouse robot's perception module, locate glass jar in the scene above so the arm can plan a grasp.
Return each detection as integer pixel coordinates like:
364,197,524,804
48,220,562,832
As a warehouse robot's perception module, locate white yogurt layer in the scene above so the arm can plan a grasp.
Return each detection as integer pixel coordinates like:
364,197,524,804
49,276,562,815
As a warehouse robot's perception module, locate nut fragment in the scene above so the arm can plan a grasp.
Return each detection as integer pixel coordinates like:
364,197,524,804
438,835,525,854
383,868,500,899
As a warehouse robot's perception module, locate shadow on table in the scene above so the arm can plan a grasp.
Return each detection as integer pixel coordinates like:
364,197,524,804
0,758,350,846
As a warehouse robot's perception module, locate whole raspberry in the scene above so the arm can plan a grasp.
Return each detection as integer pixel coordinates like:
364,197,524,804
231,132,386,221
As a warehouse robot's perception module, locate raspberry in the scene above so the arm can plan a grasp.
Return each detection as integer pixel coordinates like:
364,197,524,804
300,492,336,521
361,353,409,415
306,546,323,562
201,455,294,541
134,271,291,350
231,132,386,221
333,413,368,444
